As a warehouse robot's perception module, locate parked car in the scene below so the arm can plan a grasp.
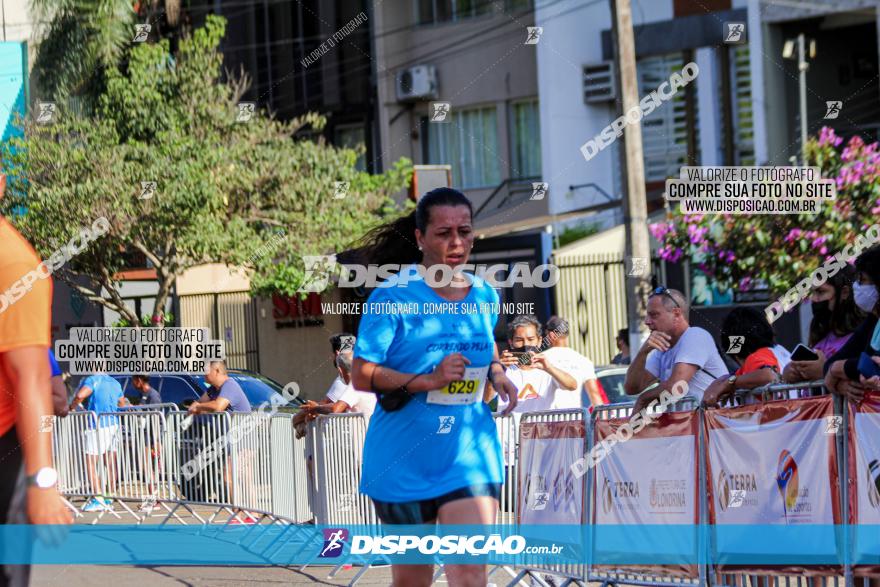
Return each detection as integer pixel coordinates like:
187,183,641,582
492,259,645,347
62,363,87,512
113,369,304,411
583,365,633,407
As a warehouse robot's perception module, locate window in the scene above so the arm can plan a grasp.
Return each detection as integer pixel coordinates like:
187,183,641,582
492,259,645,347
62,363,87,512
637,53,696,182
426,106,500,189
334,124,367,171
416,0,493,25
730,45,755,165
511,100,541,178
159,377,200,407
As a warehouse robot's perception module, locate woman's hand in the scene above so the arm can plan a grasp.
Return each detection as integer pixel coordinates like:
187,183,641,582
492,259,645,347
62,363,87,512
427,353,471,389
492,373,519,415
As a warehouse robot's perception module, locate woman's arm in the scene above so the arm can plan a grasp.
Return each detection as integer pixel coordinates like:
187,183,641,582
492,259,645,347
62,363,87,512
352,354,469,393
824,315,878,380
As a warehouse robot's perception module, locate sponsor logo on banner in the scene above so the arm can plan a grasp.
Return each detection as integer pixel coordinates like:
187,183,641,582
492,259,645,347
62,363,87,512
648,479,687,514
716,469,758,511
775,450,813,521
602,477,640,513
319,528,348,558
867,459,880,509
531,492,549,510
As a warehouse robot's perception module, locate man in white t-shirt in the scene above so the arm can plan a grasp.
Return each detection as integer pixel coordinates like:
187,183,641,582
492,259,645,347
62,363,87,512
496,315,579,413
624,287,727,411
541,316,602,410
296,351,376,428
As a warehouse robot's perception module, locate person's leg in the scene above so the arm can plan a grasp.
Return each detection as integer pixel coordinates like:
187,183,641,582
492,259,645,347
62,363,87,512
437,495,498,587
372,498,437,587
85,454,100,494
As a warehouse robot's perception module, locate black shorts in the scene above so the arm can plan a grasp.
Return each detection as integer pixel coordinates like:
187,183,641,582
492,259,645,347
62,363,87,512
371,483,502,525
0,426,29,587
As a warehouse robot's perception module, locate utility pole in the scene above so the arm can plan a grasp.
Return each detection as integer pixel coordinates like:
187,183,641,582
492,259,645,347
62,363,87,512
797,33,808,163
610,0,652,353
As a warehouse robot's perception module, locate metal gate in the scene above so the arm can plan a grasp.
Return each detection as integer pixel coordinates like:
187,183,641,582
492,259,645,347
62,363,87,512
178,291,260,371
553,254,666,365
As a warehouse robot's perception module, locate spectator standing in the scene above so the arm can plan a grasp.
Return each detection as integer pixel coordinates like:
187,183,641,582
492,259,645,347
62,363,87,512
130,374,161,405
0,174,72,587
542,316,603,409
295,351,376,429
497,315,579,413
69,373,128,511
624,287,728,412
825,245,880,400
325,333,355,403
702,307,781,406
611,328,631,365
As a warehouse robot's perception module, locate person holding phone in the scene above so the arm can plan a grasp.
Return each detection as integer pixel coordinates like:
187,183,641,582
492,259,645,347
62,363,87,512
825,244,880,401
495,315,580,413
783,265,863,383
350,188,518,587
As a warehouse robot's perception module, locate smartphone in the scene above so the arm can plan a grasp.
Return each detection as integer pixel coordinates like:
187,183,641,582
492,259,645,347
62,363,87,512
509,350,533,366
791,344,819,362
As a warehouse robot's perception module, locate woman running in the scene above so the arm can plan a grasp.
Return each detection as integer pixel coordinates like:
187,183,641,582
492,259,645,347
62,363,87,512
351,187,518,587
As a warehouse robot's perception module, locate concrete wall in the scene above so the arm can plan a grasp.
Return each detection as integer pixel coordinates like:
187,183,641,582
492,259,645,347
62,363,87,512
254,289,347,401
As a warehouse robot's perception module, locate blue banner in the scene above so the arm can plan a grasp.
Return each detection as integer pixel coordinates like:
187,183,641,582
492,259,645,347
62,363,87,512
0,525,877,565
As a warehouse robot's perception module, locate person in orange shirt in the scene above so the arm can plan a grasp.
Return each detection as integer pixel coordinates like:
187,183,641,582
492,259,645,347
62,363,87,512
702,306,781,407
0,173,72,586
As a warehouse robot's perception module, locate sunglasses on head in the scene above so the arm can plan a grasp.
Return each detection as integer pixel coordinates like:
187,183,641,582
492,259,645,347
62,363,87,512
650,286,680,309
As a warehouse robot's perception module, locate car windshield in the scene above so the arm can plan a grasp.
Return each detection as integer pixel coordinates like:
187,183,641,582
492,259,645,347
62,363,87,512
192,372,301,408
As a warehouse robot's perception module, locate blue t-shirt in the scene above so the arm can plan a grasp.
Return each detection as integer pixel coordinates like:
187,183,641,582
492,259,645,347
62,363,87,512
48,350,62,377
80,374,123,428
208,378,252,412
354,265,503,502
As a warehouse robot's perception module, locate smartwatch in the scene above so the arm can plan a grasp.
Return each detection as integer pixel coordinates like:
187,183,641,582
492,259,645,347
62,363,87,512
27,467,58,489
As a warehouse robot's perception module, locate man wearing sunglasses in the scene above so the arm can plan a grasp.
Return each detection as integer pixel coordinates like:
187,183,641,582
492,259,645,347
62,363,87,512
623,287,727,414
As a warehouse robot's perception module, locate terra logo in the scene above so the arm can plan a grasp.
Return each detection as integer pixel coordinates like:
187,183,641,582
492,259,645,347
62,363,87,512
319,528,349,558
776,450,799,519
601,477,613,514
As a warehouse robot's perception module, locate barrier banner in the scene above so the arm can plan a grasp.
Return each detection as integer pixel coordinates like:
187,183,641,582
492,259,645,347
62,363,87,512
592,410,699,577
849,392,880,574
705,395,842,574
517,419,586,525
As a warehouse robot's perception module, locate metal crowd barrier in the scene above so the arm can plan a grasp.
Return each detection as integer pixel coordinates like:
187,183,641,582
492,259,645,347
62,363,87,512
512,408,590,586
495,413,518,524
268,413,313,523
166,411,234,505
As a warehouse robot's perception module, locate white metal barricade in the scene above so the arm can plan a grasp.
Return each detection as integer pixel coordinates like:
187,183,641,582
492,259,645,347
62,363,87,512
495,413,518,524
511,408,590,587
166,411,234,505
102,410,175,501
228,412,273,513
53,411,100,495
588,398,703,587
268,413,313,523
312,413,377,526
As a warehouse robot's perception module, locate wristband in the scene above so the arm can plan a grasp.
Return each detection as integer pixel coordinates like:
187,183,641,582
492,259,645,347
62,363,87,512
488,360,503,384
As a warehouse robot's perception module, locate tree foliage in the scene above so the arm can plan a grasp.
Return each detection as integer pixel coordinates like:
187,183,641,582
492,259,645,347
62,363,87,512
4,15,411,324
650,127,880,294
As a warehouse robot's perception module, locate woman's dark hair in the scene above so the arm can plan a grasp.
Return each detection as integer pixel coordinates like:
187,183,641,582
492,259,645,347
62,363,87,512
855,243,880,296
720,306,776,360
346,188,472,266
808,263,863,347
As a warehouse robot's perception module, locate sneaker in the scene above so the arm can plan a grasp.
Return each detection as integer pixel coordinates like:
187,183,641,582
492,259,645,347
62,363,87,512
82,497,109,512
229,515,258,525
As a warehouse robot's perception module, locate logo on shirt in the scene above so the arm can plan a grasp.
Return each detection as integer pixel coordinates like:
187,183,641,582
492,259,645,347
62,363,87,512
518,383,539,400
319,528,349,558
437,416,455,434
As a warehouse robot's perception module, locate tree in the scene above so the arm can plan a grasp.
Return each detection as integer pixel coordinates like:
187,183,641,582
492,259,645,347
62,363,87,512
3,15,411,325
650,127,880,295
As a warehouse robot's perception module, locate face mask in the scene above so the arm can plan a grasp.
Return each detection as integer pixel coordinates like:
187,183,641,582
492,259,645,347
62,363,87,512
810,299,832,321
853,281,879,313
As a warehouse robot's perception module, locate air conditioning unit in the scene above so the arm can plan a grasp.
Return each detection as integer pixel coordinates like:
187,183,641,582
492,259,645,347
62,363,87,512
396,65,438,102
583,62,616,103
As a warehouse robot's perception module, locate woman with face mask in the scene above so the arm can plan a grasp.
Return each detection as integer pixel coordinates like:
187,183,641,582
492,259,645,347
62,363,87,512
824,244,880,401
783,265,864,383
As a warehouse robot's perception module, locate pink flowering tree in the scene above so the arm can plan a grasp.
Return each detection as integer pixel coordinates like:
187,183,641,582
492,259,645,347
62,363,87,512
651,127,880,295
